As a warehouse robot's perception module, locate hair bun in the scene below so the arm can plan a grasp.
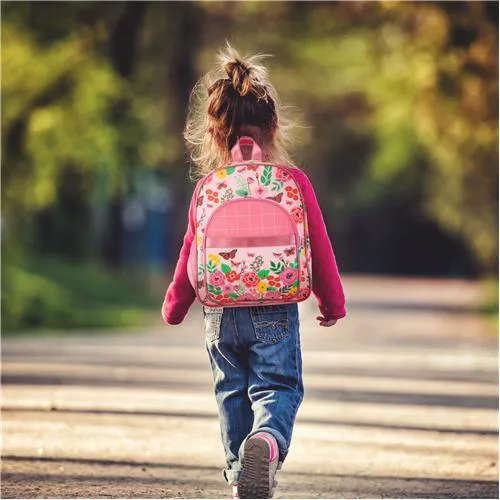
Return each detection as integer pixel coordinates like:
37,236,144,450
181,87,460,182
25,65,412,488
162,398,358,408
225,58,253,97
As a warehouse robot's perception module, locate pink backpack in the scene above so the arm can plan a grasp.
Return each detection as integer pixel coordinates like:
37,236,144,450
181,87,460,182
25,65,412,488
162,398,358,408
188,137,312,307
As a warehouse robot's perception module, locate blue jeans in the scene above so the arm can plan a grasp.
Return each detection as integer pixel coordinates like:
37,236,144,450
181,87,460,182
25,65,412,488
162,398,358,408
204,303,304,485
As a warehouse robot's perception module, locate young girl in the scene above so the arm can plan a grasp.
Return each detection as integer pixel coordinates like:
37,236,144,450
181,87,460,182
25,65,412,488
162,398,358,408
162,46,346,499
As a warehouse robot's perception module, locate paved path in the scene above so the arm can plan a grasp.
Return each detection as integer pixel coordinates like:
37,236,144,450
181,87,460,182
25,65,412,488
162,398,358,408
2,276,498,499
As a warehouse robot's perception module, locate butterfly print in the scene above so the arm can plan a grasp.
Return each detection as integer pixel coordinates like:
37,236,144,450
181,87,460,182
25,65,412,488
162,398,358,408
247,165,259,171
217,182,227,190
197,280,204,289
230,260,242,267
266,193,283,203
283,247,296,256
219,249,237,260
285,200,293,205
197,195,204,206
247,252,255,258
273,252,283,258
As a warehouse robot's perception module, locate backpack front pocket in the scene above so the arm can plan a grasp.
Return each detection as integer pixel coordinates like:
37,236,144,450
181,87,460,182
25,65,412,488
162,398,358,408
204,243,299,305
202,199,301,306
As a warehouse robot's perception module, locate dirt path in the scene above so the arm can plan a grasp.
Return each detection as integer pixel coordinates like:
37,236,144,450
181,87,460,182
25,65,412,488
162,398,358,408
2,276,498,499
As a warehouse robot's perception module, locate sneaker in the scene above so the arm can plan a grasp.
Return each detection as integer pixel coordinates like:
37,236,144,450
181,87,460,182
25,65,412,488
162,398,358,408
238,432,279,499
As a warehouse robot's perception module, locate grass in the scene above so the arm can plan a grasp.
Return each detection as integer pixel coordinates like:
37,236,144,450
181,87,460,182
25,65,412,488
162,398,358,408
2,256,161,334
480,277,499,333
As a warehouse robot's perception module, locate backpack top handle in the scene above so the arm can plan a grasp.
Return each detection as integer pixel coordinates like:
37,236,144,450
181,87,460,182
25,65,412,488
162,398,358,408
231,136,263,163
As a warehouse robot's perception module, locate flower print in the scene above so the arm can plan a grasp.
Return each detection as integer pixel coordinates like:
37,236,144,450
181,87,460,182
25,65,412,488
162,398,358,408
209,271,226,286
276,169,291,182
266,275,281,288
208,253,221,265
254,185,269,198
287,286,298,297
256,281,268,293
222,283,241,294
222,284,235,294
221,188,234,202
291,207,304,223
242,272,260,287
280,267,298,286
265,291,282,300
239,291,259,301
206,189,219,203
249,255,264,272
285,186,299,201
216,170,228,179
225,271,240,283
217,293,235,304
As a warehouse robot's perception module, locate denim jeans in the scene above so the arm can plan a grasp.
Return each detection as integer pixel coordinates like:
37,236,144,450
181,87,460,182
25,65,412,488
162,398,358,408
204,303,304,485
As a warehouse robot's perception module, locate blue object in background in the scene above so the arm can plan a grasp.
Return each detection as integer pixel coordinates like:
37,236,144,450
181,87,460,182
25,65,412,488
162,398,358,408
146,180,174,271
122,169,174,272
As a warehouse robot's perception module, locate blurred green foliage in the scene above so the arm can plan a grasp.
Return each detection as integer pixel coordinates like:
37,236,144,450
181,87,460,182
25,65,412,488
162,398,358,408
480,278,499,332
2,19,124,215
234,1,498,270
2,257,158,332
1,1,498,330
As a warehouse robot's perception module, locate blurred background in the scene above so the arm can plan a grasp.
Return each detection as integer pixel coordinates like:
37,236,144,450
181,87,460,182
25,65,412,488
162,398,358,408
2,1,498,332
2,3,499,498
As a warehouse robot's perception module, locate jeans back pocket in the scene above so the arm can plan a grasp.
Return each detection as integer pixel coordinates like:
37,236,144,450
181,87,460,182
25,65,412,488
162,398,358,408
250,304,289,344
204,307,223,342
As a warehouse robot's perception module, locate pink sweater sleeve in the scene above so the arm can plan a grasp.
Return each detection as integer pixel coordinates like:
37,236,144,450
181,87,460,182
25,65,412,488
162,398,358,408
161,184,198,325
292,169,347,320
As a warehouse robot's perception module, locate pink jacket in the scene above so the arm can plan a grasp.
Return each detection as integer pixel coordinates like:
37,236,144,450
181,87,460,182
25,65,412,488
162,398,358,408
162,167,346,324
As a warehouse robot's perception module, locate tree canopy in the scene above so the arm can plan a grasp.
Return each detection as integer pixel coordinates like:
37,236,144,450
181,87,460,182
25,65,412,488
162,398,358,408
2,1,498,274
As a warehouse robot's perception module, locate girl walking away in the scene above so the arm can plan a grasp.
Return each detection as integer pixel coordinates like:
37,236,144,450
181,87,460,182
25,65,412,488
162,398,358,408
162,46,346,499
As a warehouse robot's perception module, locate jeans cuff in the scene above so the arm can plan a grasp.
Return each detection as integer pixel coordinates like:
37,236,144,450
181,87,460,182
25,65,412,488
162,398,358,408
223,467,241,485
246,427,288,462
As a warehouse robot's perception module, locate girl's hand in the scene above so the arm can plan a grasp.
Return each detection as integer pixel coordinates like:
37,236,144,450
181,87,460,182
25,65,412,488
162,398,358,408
316,316,338,327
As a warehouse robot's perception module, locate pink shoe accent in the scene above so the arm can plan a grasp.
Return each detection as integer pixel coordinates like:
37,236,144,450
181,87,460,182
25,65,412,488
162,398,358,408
232,485,239,499
252,432,278,462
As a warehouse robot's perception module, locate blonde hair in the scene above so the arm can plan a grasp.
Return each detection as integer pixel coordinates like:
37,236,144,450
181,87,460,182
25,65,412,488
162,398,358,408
184,44,295,179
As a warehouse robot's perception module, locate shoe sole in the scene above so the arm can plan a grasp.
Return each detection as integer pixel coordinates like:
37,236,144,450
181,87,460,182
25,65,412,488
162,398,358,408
238,438,272,499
